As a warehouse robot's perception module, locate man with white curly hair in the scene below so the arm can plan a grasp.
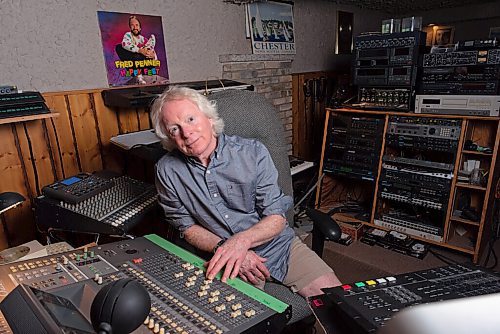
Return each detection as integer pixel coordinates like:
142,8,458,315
151,86,341,297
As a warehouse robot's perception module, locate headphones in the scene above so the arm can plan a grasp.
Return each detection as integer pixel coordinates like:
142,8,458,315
90,278,151,334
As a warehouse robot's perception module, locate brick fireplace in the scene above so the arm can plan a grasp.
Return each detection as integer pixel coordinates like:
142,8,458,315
220,54,294,153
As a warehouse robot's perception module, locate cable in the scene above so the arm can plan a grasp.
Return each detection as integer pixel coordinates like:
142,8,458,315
23,123,41,195
50,117,66,178
483,197,499,269
294,173,324,211
428,247,462,266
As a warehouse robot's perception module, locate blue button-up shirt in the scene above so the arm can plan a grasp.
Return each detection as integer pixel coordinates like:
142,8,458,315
155,134,295,281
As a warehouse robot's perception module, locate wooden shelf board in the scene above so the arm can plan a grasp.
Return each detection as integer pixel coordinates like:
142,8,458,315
455,182,487,191
0,112,59,125
462,150,493,156
445,234,475,254
332,212,368,225
450,216,480,226
328,108,500,120
362,222,445,247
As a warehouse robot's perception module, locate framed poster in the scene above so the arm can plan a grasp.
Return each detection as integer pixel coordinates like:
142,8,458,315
432,26,455,46
490,27,500,39
247,1,295,54
97,11,169,87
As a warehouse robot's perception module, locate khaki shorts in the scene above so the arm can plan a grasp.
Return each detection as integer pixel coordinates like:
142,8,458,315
282,237,334,292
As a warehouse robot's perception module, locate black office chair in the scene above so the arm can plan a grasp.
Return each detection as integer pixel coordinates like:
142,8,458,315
207,89,341,331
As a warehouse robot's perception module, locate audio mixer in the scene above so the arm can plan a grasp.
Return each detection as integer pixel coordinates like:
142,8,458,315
0,235,290,333
309,264,500,334
35,174,158,236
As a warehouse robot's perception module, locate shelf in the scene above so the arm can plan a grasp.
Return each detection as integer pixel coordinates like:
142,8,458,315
316,110,500,264
461,150,493,157
450,216,480,226
362,221,445,247
445,234,475,254
0,112,59,125
332,212,368,225
455,182,487,191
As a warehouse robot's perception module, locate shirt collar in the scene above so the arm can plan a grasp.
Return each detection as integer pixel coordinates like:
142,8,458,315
212,133,226,160
183,134,225,167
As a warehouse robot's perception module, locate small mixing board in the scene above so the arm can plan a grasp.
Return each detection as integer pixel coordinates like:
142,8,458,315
0,235,290,333
35,174,158,235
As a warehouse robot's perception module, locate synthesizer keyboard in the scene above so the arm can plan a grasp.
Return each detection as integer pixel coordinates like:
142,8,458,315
289,156,315,176
309,263,500,334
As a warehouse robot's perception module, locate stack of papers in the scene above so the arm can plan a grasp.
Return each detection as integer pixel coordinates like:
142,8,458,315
110,129,160,150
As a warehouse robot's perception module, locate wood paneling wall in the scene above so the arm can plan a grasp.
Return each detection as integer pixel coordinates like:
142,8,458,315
0,89,152,249
292,71,349,162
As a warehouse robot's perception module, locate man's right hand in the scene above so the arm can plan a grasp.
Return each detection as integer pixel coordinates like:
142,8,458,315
238,250,270,285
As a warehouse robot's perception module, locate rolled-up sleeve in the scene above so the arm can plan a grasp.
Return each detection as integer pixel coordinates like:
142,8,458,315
254,142,293,219
155,163,196,232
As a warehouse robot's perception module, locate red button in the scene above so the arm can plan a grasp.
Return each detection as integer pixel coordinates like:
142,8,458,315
133,258,143,264
342,284,352,291
312,299,324,307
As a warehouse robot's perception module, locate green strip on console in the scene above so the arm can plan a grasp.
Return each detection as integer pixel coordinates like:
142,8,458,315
145,234,289,313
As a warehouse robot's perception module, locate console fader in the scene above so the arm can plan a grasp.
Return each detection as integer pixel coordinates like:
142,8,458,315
0,235,290,333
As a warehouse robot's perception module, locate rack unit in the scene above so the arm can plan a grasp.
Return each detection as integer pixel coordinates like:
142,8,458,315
315,108,500,262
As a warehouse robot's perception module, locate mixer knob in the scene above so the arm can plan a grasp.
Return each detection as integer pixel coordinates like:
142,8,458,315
153,323,160,333
143,316,150,325
230,310,242,318
215,304,226,312
245,309,256,318
148,319,155,329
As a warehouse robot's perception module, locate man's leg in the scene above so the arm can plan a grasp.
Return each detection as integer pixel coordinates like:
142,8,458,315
297,272,342,298
282,237,342,298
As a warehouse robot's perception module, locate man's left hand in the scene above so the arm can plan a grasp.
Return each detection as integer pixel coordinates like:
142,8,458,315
238,250,270,285
205,234,251,283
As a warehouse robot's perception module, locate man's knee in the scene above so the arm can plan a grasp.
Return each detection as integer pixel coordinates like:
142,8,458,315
298,272,342,298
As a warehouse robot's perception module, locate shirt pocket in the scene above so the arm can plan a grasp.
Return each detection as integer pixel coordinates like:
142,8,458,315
225,182,256,213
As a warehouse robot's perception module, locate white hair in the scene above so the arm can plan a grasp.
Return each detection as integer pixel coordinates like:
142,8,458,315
150,86,225,151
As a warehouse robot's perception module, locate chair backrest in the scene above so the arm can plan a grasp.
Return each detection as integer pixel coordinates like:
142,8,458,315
208,89,294,225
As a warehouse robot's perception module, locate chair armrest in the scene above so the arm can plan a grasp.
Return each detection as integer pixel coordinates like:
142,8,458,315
305,208,342,242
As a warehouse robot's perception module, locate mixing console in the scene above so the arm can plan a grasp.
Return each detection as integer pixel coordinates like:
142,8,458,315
0,235,290,333
317,264,500,334
35,175,158,235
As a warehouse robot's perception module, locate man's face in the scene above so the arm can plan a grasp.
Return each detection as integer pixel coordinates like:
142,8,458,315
435,30,448,45
130,18,141,36
161,99,216,160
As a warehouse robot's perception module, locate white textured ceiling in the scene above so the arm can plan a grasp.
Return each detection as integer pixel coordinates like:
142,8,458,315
326,0,498,15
